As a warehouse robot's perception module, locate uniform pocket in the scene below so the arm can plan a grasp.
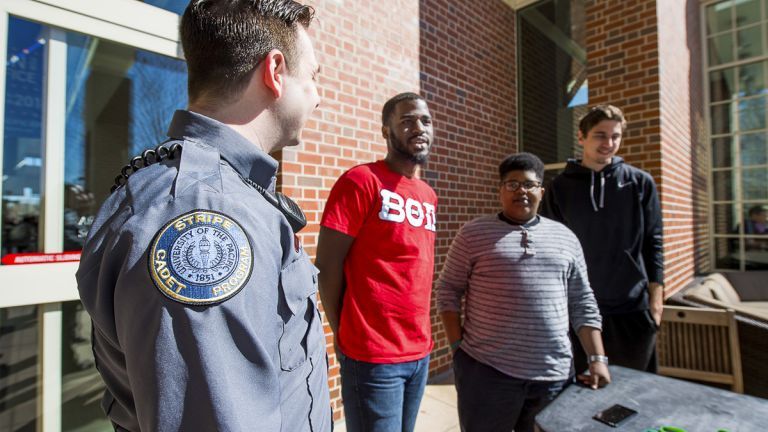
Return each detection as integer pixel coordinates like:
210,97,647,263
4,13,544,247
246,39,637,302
278,257,319,371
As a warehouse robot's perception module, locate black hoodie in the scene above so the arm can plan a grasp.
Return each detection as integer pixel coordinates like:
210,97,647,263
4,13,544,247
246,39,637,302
540,156,664,314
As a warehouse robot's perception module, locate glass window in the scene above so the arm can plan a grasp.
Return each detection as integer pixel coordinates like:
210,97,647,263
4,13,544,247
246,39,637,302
737,61,765,97
61,301,110,431
139,0,189,15
64,32,187,250
707,1,768,271
518,0,587,168
740,132,768,165
0,306,40,432
714,203,738,234
713,169,737,201
743,203,768,235
709,33,735,65
711,102,734,134
707,1,733,34
2,13,188,430
735,0,761,27
743,203,768,269
742,167,768,200
710,68,736,102
2,18,44,260
737,96,766,131
736,24,763,60
714,236,741,269
712,136,735,168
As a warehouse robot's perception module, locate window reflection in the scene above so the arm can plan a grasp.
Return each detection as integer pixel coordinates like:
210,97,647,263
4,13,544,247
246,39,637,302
735,0,761,27
64,31,187,250
61,301,110,431
714,236,742,269
140,0,189,15
737,25,763,60
740,132,768,166
743,202,768,269
710,68,736,102
712,136,735,168
0,306,39,432
737,62,764,97
2,14,188,430
2,18,44,260
707,1,733,34
518,0,587,165
707,2,768,271
709,33,735,65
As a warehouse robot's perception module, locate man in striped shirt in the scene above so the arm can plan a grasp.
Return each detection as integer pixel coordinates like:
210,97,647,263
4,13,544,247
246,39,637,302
437,152,610,432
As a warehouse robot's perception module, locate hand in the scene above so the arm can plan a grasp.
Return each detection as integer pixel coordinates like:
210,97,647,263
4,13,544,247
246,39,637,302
577,361,611,390
649,282,664,326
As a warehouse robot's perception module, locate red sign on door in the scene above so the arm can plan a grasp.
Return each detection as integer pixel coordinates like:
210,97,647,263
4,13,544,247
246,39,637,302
1,251,81,265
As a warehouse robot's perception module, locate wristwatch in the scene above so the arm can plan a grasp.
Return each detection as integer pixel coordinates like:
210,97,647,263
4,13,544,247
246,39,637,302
588,354,609,365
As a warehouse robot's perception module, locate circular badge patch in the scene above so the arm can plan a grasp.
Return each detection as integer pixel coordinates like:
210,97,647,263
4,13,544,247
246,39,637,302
149,210,252,305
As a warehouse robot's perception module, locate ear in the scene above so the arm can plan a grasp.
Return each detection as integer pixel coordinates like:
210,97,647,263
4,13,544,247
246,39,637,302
381,125,389,140
577,130,585,147
262,49,288,99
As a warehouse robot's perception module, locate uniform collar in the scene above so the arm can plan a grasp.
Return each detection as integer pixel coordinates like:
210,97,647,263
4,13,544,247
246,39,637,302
167,110,278,190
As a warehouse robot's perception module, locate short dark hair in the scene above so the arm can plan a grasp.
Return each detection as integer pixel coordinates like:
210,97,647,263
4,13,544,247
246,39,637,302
181,0,314,105
498,152,545,181
578,104,627,137
748,205,767,217
382,92,425,126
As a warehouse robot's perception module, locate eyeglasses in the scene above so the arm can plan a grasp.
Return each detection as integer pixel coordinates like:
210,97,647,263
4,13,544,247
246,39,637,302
501,180,541,192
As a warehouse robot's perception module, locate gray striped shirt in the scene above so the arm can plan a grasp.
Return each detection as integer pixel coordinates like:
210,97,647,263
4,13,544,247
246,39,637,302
437,214,601,381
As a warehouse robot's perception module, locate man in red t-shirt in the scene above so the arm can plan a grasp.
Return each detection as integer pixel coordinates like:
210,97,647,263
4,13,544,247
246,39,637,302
316,92,437,432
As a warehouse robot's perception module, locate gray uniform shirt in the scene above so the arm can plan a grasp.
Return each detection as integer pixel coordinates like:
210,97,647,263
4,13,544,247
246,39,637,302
76,110,331,431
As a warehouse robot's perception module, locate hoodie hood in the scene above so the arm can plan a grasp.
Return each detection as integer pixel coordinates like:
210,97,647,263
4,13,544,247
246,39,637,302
563,157,626,211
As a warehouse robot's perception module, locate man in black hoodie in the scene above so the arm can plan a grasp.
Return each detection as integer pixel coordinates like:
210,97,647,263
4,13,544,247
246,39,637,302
540,104,664,374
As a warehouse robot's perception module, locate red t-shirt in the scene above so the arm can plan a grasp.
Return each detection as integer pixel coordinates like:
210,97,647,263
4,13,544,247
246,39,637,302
321,160,437,363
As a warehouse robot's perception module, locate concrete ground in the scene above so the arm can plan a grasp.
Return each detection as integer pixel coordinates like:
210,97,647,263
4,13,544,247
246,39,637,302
333,372,460,432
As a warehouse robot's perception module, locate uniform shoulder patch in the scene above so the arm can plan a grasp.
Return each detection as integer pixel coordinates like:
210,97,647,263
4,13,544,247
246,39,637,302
149,210,252,305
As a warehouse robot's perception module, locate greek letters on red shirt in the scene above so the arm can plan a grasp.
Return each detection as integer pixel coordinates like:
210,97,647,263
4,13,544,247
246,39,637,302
321,160,437,363
378,188,436,231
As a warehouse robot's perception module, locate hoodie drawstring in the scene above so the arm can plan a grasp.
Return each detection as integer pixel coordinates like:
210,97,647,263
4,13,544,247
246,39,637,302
589,171,606,211
590,171,598,212
599,171,605,209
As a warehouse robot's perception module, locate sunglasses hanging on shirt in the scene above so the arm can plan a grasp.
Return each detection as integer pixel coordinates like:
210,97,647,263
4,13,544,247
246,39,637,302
521,229,536,256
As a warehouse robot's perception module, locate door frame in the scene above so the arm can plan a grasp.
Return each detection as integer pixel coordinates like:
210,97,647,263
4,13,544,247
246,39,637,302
0,2,182,430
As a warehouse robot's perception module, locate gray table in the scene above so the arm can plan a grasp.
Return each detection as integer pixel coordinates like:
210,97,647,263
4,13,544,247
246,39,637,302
535,366,768,431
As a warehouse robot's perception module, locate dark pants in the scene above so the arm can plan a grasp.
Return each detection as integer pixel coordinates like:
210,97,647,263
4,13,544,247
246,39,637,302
453,349,568,432
339,353,429,432
572,309,658,375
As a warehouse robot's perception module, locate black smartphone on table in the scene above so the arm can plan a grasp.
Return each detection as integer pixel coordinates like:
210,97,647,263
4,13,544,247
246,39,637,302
593,404,638,427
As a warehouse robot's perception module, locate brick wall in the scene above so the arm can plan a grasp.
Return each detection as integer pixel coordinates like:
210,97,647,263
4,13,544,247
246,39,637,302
585,0,704,295
656,0,708,287
419,0,518,376
278,0,517,421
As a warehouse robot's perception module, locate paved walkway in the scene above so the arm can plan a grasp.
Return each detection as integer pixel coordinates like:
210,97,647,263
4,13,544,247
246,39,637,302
334,373,460,432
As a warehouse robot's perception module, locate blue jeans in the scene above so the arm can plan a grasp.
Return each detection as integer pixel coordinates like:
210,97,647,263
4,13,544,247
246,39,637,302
339,353,430,432
453,349,568,432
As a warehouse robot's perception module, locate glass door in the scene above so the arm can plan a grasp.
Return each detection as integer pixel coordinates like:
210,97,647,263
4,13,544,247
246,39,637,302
518,0,587,181
0,2,187,430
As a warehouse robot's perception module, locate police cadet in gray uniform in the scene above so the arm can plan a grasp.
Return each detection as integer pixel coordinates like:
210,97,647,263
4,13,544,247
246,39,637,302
76,1,330,431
